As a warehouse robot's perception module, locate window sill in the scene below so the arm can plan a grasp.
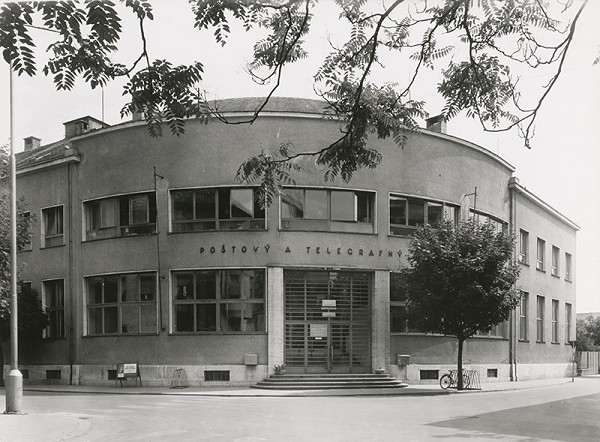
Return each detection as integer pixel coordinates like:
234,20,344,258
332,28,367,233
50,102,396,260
169,229,267,235
551,273,560,279
41,244,65,249
536,340,546,344
43,337,67,340
83,333,160,338
83,233,157,243
519,261,530,267
551,341,560,345
169,332,268,336
536,268,546,273
281,229,377,236
565,279,573,283
518,339,530,343
470,335,508,341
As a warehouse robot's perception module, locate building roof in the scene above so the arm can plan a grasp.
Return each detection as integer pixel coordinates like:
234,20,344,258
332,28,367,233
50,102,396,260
210,97,334,115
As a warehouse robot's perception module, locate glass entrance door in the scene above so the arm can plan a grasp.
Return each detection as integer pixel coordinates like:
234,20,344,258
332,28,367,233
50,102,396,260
284,271,371,374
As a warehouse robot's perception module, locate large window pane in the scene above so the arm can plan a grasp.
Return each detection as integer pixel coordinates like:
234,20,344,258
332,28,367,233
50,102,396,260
391,305,408,333
197,304,216,331
173,190,194,220
331,191,355,221
427,202,443,225
176,304,194,332
356,192,372,223
281,189,304,218
89,308,103,334
218,188,231,219
121,274,139,302
408,199,425,226
230,188,254,218
89,278,104,304
140,274,156,301
121,304,138,333
140,304,157,333
104,276,119,303
390,197,407,225
89,202,101,230
304,190,327,219
175,274,194,300
195,190,216,219
104,307,118,334
101,198,118,227
130,194,149,224
196,271,216,299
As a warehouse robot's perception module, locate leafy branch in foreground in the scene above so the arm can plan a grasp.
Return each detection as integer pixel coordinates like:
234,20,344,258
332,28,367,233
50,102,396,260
0,0,592,196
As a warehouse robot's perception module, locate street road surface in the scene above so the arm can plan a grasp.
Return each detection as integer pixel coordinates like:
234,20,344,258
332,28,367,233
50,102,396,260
2,379,599,441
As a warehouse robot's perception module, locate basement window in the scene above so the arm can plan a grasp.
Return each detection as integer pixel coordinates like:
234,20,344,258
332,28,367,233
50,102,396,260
204,370,230,381
487,369,498,378
46,370,61,380
419,370,439,380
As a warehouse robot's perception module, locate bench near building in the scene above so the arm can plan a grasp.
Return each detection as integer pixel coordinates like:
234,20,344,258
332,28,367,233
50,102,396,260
4,97,578,386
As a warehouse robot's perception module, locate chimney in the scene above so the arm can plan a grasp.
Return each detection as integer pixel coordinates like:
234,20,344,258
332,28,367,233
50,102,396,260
23,136,41,151
425,115,447,134
64,116,109,138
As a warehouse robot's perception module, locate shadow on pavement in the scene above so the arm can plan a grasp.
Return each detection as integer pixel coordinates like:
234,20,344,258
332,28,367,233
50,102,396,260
429,392,600,441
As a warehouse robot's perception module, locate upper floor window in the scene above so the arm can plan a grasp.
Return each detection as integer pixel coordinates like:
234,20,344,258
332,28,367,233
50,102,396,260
519,229,529,264
20,211,33,251
86,272,157,335
536,238,546,271
41,205,64,248
476,321,508,338
470,209,506,233
389,194,458,236
565,303,572,343
84,192,156,240
43,279,65,338
173,269,265,333
172,187,265,232
281,188,375,234
551,299,559,343
565,253,572,281
519,292,528,341
536,295,545,342
551,246,560,277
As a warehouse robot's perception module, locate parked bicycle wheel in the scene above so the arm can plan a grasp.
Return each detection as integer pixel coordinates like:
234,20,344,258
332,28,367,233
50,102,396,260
439,374,452,389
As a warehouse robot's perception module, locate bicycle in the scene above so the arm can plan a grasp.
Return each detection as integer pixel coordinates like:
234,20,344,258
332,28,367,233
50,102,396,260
439,369,471,389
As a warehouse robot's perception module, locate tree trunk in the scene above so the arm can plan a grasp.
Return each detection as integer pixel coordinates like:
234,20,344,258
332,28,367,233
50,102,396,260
0,342,4,387
457,338,464,390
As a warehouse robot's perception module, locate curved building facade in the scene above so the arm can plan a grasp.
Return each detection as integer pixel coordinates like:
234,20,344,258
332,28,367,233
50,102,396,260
7,98,578,386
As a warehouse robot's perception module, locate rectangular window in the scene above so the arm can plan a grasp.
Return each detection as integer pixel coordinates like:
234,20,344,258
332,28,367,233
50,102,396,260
86,272,157,335
281,188,375,233
536,295,545,342
519,292,528,341
565,253,572,281
487,369,498,378
173,269,265,333
519,229,529,264
476,321,507,338
43,279,65,338
171,187,265,232
551,246,560,277
42,206,63,247
536,238,545,271
85,192,156,240
565,303,572,343
20,211,33,251
551,299,559,343
389,194,459,236
419,370,439,380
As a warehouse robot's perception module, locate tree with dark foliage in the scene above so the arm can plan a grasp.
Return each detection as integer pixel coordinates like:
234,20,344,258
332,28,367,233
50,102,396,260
398,219,520,389
0,0,591,204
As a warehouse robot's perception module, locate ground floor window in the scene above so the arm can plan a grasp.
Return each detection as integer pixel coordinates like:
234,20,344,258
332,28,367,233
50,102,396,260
43,279,64,338
172,269,265,333
86,272,157,335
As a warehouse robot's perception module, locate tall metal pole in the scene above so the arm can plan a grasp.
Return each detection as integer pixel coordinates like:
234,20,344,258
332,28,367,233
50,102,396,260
5,62,23,413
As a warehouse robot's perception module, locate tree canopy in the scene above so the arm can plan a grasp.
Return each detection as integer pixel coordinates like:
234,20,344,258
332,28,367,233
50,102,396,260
0,0,591,202
576,314,600,351
398,218,521,389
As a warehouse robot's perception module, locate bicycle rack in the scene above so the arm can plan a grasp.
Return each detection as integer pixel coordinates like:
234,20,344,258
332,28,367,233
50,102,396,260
448,369,481,390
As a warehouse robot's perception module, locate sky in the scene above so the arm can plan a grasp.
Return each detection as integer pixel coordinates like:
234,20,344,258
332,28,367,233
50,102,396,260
1,0,599,312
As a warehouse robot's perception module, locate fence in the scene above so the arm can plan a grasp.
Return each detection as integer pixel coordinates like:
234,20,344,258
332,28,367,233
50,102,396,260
576,351,600,376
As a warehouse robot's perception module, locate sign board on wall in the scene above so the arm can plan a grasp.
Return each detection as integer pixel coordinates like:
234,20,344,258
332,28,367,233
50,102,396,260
310,323,328,339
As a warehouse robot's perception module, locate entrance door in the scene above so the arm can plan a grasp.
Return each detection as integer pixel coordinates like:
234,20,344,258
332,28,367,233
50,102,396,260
284,271,371,374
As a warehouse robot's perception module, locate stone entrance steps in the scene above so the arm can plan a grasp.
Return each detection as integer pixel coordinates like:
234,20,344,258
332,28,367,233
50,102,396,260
252,373,408,390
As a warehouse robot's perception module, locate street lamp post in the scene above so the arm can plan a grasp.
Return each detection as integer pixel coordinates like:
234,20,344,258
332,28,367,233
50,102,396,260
5,62,23,414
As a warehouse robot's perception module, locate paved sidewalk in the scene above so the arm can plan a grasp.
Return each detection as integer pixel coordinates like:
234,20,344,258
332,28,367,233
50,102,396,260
6,375,592,398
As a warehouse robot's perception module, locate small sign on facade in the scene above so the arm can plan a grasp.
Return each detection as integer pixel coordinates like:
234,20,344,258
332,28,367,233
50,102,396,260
322,299,336,309
310,323,328,339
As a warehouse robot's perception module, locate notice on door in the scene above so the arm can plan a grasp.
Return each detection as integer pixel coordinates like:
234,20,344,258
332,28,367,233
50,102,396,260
310,323,328,339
